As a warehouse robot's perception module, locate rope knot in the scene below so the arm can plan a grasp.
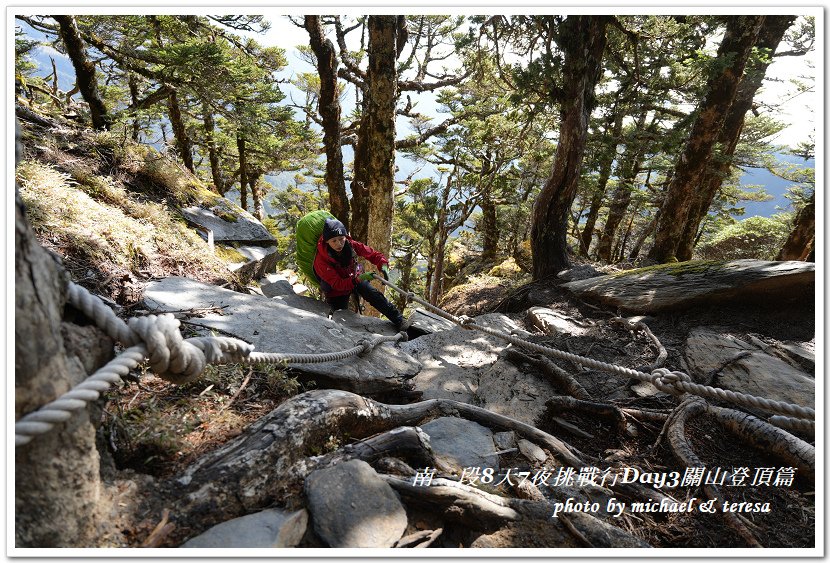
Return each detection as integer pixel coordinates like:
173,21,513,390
457,315,475,330
127,314,206,384
356,337,375,356
651,368,692,396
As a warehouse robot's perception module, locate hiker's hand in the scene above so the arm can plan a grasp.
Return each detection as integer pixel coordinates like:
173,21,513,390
380,267,389,280
357,272,375,282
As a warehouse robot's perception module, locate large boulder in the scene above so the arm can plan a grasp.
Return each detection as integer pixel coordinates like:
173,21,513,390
225,244,279,282
304,460,407,548
182,202,276,245
142,277,420,395
562,259,814,314
684,328,814,409
399,314,529,403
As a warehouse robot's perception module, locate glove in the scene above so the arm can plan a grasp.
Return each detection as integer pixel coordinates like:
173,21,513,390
380,267,389,280
357,272,375,282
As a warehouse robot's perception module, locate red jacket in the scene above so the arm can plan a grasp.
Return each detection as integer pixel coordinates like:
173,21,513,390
313,236,388,297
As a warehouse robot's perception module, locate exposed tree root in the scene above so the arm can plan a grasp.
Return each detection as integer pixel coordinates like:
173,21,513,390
162,389,587,544
380,475,650,547
505,349,592,399
610,316,667,370
666,397,762,548
702,350,752,386
395,528,443,548
706,405,815,484
545,395,627,435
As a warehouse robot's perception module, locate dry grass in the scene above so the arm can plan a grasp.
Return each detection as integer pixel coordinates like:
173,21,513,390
16,160,233,304
103,362,304,477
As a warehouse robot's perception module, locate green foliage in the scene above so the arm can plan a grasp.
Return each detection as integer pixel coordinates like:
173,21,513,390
695,214,792,261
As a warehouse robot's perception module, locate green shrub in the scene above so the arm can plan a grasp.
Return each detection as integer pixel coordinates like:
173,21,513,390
695,215,791,261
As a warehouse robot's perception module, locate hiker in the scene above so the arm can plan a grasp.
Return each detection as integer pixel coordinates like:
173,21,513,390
313,217,406,330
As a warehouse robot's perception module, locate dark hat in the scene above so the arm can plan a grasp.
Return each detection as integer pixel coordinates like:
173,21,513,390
323,218,348,241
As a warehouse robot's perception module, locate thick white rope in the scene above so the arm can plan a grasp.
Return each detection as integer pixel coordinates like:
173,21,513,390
15,282,404,446
376,277,815,428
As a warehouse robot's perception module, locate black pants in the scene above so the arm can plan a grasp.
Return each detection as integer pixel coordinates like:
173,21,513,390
327,280,403,325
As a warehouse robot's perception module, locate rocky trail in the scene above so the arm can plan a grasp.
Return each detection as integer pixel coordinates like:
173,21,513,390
71,258,816,550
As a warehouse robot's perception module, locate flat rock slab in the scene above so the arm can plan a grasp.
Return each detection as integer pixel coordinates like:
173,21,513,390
685,328,814,409
260,278,295,298
399,314,527,402
305,459,407,548
408,308,457,335
420,417,499,473
331,309,401,337
269,292,332,318
526,307,589,336
226,245,279,282
182,203,276,244
181,508,307,548
562,259,814,314
143,277,420,394
475,358,559,426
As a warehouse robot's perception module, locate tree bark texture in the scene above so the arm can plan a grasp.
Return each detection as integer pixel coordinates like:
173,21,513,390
531,16,608,279
236,133,248,210
479,157,500,264
580,112,624,256
596,113,648,262
351,15,399,259
305,16,350,227
675,16,795,261
648,15,765,263
167,88,195,172
127,74,141,141
777,192,815,261
202,100,225,195
54,15,110,131
249,172,264,220
351,15,400,315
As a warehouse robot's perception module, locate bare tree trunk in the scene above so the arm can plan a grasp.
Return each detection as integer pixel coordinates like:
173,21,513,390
351,15,400,315
250,172,264,221
202,100,225,195
167,89,194,172
54,15,110,131
648,16,765,263
531,16,608,279
237,133,248,210
305,15,350,227
675,16,795,261
777,193,815,261
351,15,399,256
580,125,622,256
127,74,141,141
596,113,647,262
480,189,499,264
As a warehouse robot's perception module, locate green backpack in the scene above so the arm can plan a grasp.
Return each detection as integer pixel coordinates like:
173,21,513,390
295,209,336,288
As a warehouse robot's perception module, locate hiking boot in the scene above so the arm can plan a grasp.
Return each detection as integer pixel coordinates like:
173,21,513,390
391,315,407,332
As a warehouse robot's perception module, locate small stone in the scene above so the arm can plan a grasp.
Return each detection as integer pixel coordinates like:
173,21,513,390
421,417,499,473
493,431,516,450
517,439,547,463
181,508,307,548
